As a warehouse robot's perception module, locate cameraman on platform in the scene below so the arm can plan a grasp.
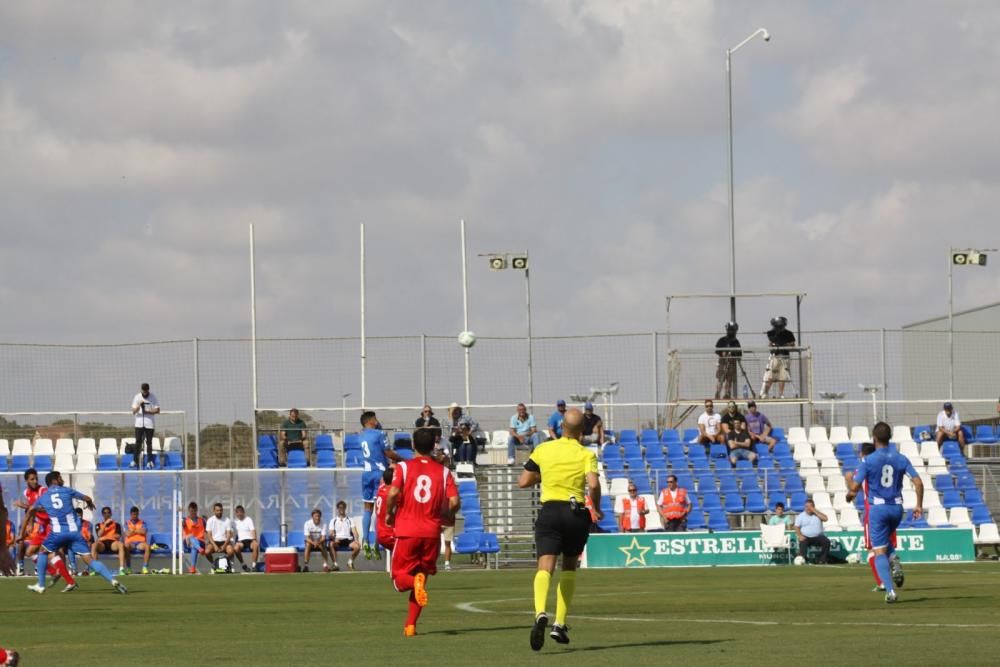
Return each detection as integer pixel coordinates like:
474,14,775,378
714,321,742,400
760,317,795,399
130,382,160,469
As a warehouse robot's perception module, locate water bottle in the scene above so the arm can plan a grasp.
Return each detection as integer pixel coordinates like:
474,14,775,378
742,385,749,399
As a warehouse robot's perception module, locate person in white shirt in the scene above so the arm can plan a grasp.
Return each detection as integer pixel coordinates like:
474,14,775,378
205,503,235,573
327,501,361,571
695,399,724,452
130,382,160,469
303,509,332,572
935,401,966,450
231,505,259,573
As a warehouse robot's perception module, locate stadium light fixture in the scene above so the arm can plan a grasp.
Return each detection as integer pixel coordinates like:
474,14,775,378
819,391,847,427
726,27,771,323
948,247,995,399
858,384,881,424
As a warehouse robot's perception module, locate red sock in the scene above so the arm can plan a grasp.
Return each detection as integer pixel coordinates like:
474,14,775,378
868,553,882,585
406,591,423,626
394,572,414,592
51,556,76,586
0,648,8,662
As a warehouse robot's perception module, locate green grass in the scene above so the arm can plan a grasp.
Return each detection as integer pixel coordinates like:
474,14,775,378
2,563,1000,665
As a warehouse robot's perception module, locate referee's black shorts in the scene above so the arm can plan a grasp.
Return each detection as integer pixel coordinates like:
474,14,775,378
535,501,592,557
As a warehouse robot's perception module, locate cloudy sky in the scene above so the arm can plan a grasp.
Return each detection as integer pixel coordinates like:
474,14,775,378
2,0,999,346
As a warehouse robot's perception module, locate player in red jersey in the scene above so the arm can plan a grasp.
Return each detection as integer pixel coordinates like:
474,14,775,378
374,467,396,556
0,483,20,664
848,442,901,591
12,469,73,585
386,428,459,637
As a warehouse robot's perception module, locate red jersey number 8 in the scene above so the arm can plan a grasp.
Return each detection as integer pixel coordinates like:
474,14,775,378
413,475,433,503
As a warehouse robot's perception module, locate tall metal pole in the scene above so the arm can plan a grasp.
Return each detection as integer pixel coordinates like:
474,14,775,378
249,224,259,459
880,328,888,421
461,220,471,406
948,247,954,400
420,334,427,406
193,337,202,468
726,48,737,324
360,223,367,408
524,259,534,406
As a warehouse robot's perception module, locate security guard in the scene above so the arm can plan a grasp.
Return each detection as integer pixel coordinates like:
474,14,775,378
518,408,601,651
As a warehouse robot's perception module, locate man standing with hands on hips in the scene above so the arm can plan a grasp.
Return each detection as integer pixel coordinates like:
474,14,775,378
519,408,601,651
131,383,160,469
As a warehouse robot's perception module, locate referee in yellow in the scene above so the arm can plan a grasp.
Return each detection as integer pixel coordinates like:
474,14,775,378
518,407,602,651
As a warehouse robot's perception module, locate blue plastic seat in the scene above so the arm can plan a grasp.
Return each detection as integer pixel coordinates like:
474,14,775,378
835,443,856,459
396,448,415,461
683,428,699,442
345,452,364,468
666,443,686,458
623,445,643,459
956,474,977,492
314,434,334,451
597,514,619,532
463,513,484,533
646,448,666,464
286,450,308,468
258,447,278,469
788,491,807,512
701,492,722,510
707,510,730,531
783,476,804,493
770,427,786,441
259,531,280,550
462,495,482,513
687,511,707,530
633,477,652,495
971,505,993,525
286,530,305,552
935,474,954,491
718,475,739,494
697,474,716,492
675,473,695,492
479,532,500,554
97,454,119,471
662,429,681,443
723,494,744,513
940,441,962,458
745,492,767,513
974,424,998,444
709,444,728,459
772,442,792,459
964,488,984,506
640,429,660,444
33,455,53,472
734,459,753,470
164,451,185,470
392,432,412,449
315,450,336,468
343,433,361,451
625,457,645,472
453,532,480,554
258,434,277,449
618,429,638,444
767,490,786,511
941,489,963,509
602,443,622,460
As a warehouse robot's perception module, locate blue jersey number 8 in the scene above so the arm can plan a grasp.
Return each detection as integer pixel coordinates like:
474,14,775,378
880,464,894,488
362,441,371,458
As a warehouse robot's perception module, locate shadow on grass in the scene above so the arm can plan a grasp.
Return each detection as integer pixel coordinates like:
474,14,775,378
424,625,527,636
556,639,729,654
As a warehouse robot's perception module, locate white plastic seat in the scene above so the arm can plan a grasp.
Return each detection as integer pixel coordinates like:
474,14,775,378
808,426,829,445
74,453,97,472
792,442,814,461
927,464,949,476
892,425,913,443
826,475,848,493
898,441,920,458
97,438,118,456
832,492,852,511
151,437,162,452
976,523,1000,545
76,438,97,456
949,507,973,529
642,495,664,531
813,442,835,460
901,476,914,491
609,478,630,496
12,438,32,455
787,427,808,444
54,438,76,456
163,436,181,452
812,491,833,511
798,459,819,477
53,453,75,472
828,426,850,444
33,438,54,456
923,489,942,509
840,508,863,529
919,441,939,460
902,489,917,510
926,507,951,527
804,476,826,494
850,426,871,443
760,523,792,561
926,455,947,468
819,459,842,478
491,430,509,447
0,439,9,457
823,518,842,532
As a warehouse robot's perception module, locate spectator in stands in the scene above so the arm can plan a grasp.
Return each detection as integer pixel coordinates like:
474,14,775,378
761,316,796,399
935,402,967,451
507,403,538,465
720,401,745,436
414,405,441,442
123,506,152,575
714,321,742,400
546,400,567,440
232,505,259,573
91,506,126,573
581,402,604,446
768,502,793,529
205,502,235,573
616,482,648,533
182,502,209,574
744,400,777,452
328,501,361,571
279,408,310,467
303,508,332,572
794,499,831,564
447,404,479,464
657,475,691,531
130,382,160,469
726,417,758,467
695,400,724,450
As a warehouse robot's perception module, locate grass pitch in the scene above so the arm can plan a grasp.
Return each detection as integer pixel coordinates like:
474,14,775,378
2,562,999,665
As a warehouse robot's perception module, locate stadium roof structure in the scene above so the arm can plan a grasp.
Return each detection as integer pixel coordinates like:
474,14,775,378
902,300,1000,329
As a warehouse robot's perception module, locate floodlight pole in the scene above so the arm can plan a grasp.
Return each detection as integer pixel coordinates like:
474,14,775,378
249,224,259,460
726,28,769,324
948,247,954,400
524,259,534,406
460,220,470,406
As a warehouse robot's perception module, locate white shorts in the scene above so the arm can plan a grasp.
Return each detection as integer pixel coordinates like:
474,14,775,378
442,525,455,542
765,356,790,382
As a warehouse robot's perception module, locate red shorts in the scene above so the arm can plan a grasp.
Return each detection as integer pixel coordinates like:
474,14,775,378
377,535,396,552
862,509,897,550
391,536,439,583
28,523,51,547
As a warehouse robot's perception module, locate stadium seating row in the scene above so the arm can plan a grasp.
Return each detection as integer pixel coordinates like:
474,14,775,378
0,437,184,472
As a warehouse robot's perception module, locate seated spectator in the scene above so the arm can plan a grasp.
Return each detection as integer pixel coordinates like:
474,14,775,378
279,407,310,467
794,499,830,564
582,402,604,446
327,501,361,571
232,505,259,573
727,417,758,466
719,401,745,436
123,506,152,575
695,400,724,450
205,502,236,573
935,402,966,450
91,506,126,574
657,475,691,532
414,405,441,442
744,400,777,452
507,403,538,466
447,404,479,464
768,502,793,528
546,399,567,440
182,502,210,574
616,482,649,533
303,508,332,572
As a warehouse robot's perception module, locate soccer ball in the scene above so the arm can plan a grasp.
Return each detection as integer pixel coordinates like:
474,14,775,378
458,331,477,348
793,556,805,566
846,553,861,565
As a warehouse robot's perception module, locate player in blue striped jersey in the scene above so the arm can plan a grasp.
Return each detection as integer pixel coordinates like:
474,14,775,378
359,411,401,557
19,471,127,595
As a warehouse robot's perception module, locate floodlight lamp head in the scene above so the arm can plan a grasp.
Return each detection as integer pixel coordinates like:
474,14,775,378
511,256,528,270
488,256,507,271
761,29,771,42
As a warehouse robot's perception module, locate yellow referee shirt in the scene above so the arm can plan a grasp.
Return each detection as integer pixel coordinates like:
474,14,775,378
525,437,599,503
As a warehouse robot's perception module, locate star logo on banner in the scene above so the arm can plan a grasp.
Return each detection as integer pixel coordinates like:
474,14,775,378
618,536,651,566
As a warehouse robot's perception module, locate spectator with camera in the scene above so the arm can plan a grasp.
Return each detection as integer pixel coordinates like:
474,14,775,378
714,322,742,400
130,382,160,469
